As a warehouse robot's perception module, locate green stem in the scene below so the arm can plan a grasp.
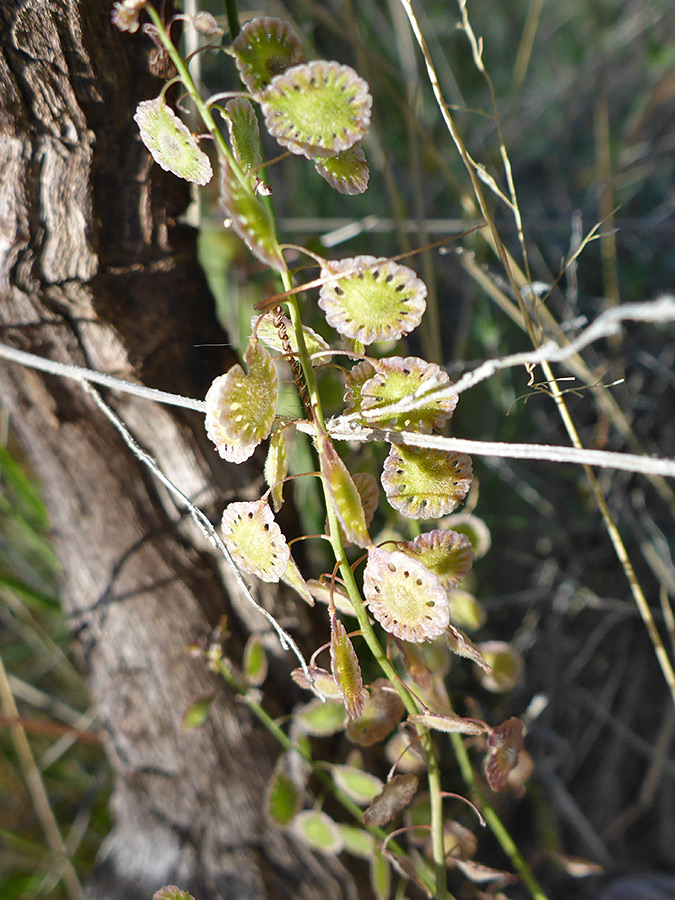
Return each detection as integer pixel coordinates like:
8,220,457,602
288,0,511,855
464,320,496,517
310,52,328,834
216,657,436,892
144,15,450,896
145,5,247,188
450,732,548,900
224,0,241,38
283,287,448,900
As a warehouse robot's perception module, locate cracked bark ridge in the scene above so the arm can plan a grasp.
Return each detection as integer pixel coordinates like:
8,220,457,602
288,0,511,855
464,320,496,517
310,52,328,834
0,3,357,898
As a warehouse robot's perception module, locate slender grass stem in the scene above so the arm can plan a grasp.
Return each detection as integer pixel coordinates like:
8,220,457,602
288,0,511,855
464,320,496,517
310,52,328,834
0,652,84,900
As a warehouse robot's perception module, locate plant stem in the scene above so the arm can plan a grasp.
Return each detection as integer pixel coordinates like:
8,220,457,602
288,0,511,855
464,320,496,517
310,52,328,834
283,287,448,900
224,0,241,38
450,732,548,900
146,14,449,895
145,5,246,188
215,656,437,892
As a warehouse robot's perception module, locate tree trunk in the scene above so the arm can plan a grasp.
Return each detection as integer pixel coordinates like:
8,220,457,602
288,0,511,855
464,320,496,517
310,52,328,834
0,3,354,898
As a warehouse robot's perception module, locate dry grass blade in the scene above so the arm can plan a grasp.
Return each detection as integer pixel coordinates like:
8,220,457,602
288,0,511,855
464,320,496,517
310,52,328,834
0,653,84,900
83,384,312,683
396,0,675,712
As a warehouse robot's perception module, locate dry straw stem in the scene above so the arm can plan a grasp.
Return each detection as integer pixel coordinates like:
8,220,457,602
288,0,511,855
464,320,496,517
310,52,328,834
456,235,675,514
396,0,675,708
399,0,673,512
2,296,675,477
80,383,313,686
396,0,530,329
336,296,675,425
322,424,675,480
0,651,84,900
543,363,675,709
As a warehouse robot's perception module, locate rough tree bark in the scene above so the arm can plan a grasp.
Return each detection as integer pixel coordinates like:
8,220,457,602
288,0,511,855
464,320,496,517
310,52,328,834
0,3,356,898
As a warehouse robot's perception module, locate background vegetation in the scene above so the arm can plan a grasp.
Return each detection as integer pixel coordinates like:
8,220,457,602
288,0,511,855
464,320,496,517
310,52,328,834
2,0,674,897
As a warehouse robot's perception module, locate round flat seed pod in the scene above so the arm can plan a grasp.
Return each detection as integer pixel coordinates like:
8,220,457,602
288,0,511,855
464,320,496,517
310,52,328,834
475,641,524,692
381,444,473,519
220,500,290,582
231,17,304,94
345,679,405,747
362,773,419,827
438,512,491,559
204,340,278,463
352,472,379,529
331,765,382,806
204,374,259,463
134,97,212,185
319,256,426,344
447,589,486,631
261,61,372,159
363,546,450,643
315,144,369,195
265,759,302,827
291,810,344,855
291,666,343,700
359,356,457,432
400,529,474,591
295,697,348,736
485,717,525,792
344,360,376,410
